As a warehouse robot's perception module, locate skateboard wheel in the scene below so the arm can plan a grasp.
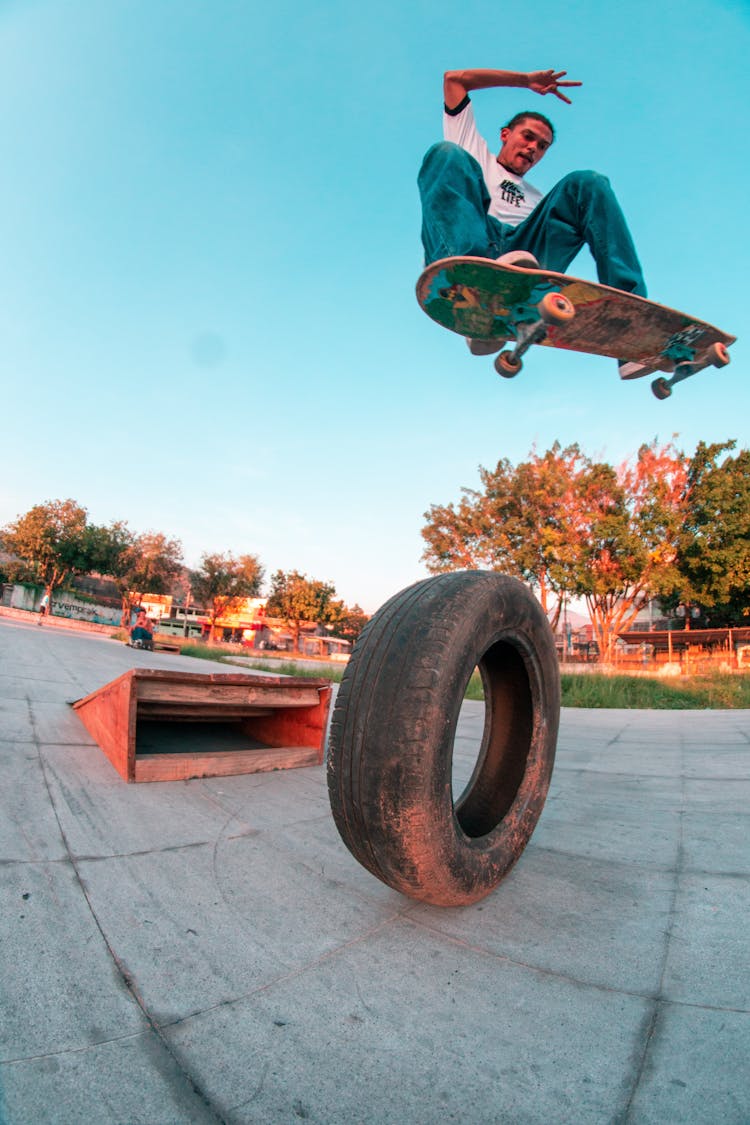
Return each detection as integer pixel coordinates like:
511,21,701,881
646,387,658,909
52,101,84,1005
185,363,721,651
495,350,522,377
709,342,731,368
327,572,560,906
538,292,575,325
651,377,672,400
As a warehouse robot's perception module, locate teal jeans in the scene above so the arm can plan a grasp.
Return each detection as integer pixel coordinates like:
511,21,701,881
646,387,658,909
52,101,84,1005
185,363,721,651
418,142,647,297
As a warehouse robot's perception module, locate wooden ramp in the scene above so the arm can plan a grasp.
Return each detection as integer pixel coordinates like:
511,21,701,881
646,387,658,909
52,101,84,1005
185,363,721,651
72,669,332,783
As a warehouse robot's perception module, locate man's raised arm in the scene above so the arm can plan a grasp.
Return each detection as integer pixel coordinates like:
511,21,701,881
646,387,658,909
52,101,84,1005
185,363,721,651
443,68,582,111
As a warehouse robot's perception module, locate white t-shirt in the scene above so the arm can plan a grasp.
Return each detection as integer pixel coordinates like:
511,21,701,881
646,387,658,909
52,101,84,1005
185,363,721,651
443,98,542,227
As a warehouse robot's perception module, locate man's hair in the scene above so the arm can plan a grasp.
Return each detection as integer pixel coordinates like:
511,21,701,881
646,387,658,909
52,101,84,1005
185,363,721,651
502,111,555,142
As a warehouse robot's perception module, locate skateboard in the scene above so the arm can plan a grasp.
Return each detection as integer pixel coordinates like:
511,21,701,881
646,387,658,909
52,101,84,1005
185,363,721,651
416,257,736,399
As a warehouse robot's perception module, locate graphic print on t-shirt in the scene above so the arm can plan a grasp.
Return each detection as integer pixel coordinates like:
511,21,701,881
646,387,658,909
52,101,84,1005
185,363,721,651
500,179,526,209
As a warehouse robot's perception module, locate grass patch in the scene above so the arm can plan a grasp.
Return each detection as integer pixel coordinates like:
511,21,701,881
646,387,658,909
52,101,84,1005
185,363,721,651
465,669,485,701
560,672,750,709
463,668,750,708
231,659,344,682
178,643,230,664
176,644,343,682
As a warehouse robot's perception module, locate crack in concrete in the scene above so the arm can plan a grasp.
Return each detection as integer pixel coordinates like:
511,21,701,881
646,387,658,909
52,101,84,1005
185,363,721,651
27,693,229,1125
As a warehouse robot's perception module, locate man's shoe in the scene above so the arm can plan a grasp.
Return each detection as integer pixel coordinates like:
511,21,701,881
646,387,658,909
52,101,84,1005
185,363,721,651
466,336,507,356
495,250,540,269
618,358,649,380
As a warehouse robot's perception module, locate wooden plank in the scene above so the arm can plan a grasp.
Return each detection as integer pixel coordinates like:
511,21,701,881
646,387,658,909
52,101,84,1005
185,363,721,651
136,706,276,721
134,746,320,783
72,670,137,781
245,685,332,762
132,669,329,688
135,680,322,708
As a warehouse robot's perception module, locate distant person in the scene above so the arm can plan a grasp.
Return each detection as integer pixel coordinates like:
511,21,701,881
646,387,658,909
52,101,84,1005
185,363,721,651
418,66,647,376
38,592,49,624
129,609,154,649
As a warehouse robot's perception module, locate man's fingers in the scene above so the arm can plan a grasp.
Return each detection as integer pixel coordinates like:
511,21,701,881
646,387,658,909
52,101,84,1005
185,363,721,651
547,70,583,90
533,68,582,101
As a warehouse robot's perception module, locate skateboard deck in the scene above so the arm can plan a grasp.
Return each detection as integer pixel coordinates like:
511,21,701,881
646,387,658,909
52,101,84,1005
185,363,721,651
416,256,736,398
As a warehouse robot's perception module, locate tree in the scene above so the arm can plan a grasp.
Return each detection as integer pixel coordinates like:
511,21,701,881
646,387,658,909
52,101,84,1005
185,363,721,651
330,603,369,643
422,443,588,628
265,570,340,652
0,532,37,585
191,552,264,641
123,530,184,614
421,440,691,662
88,524,184,626
673,440,750,625
83,521,133,572
569,441,689,659
2,499,90,604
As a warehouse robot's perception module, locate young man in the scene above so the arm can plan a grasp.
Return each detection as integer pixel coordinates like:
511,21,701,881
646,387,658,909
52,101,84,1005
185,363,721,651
418,68,647,375
130,608,154,649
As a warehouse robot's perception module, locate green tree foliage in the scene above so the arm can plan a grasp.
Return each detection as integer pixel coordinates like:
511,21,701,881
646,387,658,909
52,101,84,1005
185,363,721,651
85,523,184,625
82,520,133,577
331,603,369,642
0,537,36,584
121,530,184,614
2,499,90,600
422,443,590,627
569,442,689,659
674,440,750,625
422,440,691,662
266,570,341,652
191,552,264,640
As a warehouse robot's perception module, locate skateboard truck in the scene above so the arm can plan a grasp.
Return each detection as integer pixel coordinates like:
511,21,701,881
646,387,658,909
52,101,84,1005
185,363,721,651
494,292,576,378
651,341,731,399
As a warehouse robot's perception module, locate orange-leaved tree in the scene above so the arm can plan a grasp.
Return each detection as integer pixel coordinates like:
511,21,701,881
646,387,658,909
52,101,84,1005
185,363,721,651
422,443,588,629
421,439,691,661
569,440,689,659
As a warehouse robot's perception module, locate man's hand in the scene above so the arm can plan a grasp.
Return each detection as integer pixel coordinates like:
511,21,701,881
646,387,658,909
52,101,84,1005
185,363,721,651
527,69,582,105
443,68,582,110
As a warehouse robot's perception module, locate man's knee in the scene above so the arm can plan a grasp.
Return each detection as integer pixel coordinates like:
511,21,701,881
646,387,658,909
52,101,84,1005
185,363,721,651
557,169,613,197
423,140,469,163
419,141,478,181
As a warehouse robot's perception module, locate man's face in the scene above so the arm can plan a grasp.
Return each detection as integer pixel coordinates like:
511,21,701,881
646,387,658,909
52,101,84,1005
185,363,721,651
497,118,553,175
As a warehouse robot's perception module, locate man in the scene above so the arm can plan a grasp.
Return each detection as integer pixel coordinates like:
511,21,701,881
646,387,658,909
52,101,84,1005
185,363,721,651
129,608,154,650
418,68,647,376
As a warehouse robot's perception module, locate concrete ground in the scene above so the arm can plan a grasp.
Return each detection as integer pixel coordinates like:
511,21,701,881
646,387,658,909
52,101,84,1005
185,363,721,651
0,615,748,1125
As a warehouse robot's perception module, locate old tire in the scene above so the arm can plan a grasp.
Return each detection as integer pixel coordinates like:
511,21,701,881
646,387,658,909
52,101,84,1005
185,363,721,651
326,571,560,906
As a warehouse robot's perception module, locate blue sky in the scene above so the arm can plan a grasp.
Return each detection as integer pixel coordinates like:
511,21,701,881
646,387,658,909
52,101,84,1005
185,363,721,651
1,0,748,613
